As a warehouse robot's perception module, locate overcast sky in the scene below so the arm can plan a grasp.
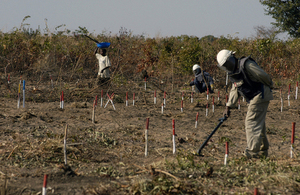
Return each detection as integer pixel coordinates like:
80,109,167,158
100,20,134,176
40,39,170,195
0,0,288,39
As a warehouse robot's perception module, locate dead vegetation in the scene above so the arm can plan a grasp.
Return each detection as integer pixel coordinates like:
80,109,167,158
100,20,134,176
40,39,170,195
0,75,300,194
1,18,300,194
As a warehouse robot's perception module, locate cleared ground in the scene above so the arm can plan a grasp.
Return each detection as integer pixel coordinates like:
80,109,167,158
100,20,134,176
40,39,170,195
0,76,299,194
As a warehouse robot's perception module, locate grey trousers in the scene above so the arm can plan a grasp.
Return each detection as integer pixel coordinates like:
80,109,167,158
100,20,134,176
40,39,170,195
244,101,270,158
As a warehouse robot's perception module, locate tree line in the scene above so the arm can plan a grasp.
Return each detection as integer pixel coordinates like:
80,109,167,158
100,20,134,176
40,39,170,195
0,24,299,89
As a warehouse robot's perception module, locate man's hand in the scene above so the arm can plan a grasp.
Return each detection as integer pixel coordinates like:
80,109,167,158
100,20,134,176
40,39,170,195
223,106,230,118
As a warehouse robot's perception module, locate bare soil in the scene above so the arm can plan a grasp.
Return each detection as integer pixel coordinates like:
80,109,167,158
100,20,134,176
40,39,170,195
0,75,299,194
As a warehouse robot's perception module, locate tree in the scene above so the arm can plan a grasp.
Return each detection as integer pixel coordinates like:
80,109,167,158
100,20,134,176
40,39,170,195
260,0,300,38
253,25,280,40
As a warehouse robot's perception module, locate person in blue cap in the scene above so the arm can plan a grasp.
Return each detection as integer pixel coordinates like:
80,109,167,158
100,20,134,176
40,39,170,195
94,47,111,85
190,64,214,93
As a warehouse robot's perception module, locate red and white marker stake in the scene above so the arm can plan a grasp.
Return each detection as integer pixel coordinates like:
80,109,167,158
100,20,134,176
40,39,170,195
42,174,48,195
296,82,298,100
92,100,96,123
60,95,62,108
291,122,296,158
92,96,97,123
144,77,147,90
50,75,53,89
62,91,64,109
207,87,209,100
164,91,166,107
206,102,208,116
104,93,116,110
154,90,157,104
288,83,291,106
224,142,229,166
212,96,215,113
60,91,64,109
101,90,103,107
182,92,184,100
161,103,164,114
254,188,258,195
95,95,98,107
280,89,283,112
225,72,228,87
191,92,194,103
126,92,128,106
191,79,195,92
145,118,149,157
133,92,135,106
195,112,199,128
7,74,10,84
218,91,220,101
23,80,25,108
181,100,183,112
64,124,68,165
172,119,176,154
238,98,241,110
17,79,21,109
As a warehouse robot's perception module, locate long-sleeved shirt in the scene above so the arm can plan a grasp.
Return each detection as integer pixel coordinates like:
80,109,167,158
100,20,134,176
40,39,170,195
96,54,111,78
226,59,273,107
190,71,214,93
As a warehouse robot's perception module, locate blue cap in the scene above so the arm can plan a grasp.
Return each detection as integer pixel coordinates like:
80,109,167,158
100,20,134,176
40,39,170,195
96,42,111,48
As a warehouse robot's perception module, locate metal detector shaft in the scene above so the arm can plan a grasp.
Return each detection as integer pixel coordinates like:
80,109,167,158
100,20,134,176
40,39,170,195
197,116,227,156
84,35,99,43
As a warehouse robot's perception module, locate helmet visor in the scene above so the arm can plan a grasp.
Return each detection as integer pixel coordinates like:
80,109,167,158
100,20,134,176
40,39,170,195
219,55,236,73
193,68,201,75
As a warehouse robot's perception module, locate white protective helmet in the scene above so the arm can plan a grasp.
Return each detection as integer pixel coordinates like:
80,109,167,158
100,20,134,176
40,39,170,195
192,64,201,75
216,49,236,73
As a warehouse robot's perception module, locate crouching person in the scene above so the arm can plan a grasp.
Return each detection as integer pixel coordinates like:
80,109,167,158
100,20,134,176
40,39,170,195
189,64,214,93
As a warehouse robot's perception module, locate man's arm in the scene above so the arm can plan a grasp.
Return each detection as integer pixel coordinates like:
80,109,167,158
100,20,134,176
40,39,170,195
245,60,273,87
226,84,240,107
189,80,195,86
94,47,98,55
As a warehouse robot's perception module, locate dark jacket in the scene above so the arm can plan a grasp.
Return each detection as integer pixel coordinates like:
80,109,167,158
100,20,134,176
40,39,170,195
190,71,214,93
229,56,263,102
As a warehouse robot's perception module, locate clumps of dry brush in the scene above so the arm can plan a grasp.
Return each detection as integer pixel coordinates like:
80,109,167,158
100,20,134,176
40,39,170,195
3,16,300,93
82,149,300,194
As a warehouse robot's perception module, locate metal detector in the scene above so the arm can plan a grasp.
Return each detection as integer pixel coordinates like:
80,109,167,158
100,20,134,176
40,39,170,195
84,35,100,43
197,115,227,156
84,35,111,48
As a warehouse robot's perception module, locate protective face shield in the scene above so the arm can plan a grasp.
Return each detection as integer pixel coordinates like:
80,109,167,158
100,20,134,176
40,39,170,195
192,64,201,75
216,49,237,73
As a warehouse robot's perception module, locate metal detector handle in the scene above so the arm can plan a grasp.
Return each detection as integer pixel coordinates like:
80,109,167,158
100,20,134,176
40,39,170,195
197,116,227,156
84,35,100,43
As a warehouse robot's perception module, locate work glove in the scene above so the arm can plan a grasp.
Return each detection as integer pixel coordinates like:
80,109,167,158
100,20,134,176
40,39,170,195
223,106,230,118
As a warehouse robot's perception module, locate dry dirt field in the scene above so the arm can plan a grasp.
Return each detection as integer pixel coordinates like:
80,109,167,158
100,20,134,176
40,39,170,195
0,75,300,195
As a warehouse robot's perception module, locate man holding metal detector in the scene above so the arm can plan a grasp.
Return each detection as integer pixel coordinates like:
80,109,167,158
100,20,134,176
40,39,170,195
216,49,273,159
94,47,111,86
190,64,214,93
84,35,111,86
